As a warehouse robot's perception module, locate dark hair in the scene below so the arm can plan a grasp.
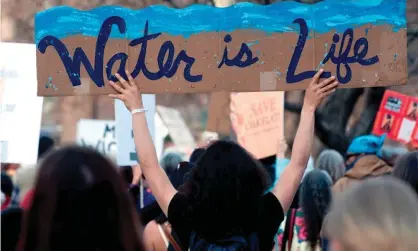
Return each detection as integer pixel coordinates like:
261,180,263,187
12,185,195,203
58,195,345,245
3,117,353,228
392,151,418,195
160,152,183,177
18,146,143,251
1,207,24,251
180,140,270,238
299,170,332,250
1,172,14,196
120,166,134,186
38,135,55,159
189,148,206,163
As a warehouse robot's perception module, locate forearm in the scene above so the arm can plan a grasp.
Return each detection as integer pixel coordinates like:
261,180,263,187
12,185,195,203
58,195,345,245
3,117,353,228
132,113,159,170
290,106,315,169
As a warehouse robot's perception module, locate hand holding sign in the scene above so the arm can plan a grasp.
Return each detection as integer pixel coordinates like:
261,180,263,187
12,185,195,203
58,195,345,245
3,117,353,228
303,69,338,111
109,70,143,112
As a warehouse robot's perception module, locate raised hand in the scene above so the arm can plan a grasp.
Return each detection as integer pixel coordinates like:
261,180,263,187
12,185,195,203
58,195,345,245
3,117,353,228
303,69,338,110
108,70,143,112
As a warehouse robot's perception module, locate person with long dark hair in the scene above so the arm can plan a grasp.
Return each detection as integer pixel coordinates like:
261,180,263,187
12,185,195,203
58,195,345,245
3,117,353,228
109,69,337,250
276,170,332,251
18,146,143,251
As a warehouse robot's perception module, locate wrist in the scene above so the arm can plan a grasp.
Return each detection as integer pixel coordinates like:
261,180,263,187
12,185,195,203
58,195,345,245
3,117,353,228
302,105,316,114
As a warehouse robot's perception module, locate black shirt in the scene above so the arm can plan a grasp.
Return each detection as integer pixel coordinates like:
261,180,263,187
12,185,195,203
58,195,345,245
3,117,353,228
168,192,284,250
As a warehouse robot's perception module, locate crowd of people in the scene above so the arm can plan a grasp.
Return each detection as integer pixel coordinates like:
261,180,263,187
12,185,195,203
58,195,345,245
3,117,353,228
1,70,418,251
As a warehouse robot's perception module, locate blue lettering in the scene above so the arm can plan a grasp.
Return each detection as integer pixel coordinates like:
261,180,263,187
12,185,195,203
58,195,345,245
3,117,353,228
38,18,202,87
129,22,202,82
218,34,259,68
286,18,330,83
287,18,379,84
322,30,379,84
38,16,126,87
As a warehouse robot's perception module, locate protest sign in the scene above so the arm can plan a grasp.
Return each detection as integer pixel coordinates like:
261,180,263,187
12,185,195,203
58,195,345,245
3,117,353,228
157,106,196,149
0,43,44,164
372,90,418,147
155,112,169,160
115,95,156,166
230,92,284,159
76,119,116,158
35,0,407,96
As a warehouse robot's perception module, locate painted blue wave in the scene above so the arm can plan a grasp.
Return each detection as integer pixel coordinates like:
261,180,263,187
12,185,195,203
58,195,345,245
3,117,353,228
35,0,406,43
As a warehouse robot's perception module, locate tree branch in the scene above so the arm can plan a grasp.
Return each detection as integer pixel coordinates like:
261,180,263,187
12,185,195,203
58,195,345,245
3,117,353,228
347,87,386,141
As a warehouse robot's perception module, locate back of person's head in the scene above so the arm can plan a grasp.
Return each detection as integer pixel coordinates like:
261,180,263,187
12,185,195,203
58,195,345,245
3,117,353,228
169,161,193,190
181,140,270,237
1,172,14,197
324,177,418,251
392,151,418,195
119,166,133,187
2,207,24,251
160,152,183,176
316,149,345,184
300,169,333,250
18,146,143,251
37,135,55,160
189,148,205,164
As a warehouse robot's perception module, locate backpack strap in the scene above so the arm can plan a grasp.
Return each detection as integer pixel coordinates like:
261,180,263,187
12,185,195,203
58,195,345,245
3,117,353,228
280,209,297,251
157,224,169,248
287,209,297,250
161,223,182,251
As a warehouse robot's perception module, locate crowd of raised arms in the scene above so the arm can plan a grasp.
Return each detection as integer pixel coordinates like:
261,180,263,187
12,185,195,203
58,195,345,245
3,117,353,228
1,69,418,251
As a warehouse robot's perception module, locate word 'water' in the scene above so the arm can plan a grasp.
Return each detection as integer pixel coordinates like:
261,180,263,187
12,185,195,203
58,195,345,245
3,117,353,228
37,16,379,87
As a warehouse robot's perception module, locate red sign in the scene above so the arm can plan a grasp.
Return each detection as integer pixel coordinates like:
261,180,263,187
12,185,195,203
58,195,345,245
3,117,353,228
372,90,418,147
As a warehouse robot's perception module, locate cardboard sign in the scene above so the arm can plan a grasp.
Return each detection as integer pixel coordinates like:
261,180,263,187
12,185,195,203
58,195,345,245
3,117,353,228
155,112,169,160
0,43,44,164
76,119,116,158
157,106,196,149
230,92,284,159
35,0,407,96
115,95,156,166
372,90,418,147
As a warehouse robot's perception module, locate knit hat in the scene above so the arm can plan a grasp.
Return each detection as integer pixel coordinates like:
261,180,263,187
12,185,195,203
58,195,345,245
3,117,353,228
347,134,386,157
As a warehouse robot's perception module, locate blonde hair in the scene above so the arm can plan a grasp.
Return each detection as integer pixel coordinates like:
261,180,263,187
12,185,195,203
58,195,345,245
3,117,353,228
324,177,418,251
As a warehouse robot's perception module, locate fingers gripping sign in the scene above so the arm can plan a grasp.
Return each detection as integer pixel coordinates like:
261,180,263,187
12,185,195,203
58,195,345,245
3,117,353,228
109,70,144,112
304,69,338,109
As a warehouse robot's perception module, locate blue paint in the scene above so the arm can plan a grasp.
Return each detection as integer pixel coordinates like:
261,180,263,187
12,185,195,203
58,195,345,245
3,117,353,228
218,34,259,68
286,19,379,84
45,76,58,90
35,0,406,42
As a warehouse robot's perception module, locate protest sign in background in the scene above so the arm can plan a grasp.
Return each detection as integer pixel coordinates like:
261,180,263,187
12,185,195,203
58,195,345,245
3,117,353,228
230,92,284,159
0,43,44,164
373,90,418,147
157,106,196,150
115,95,156,166
35,0,407,96
76,119,116,158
